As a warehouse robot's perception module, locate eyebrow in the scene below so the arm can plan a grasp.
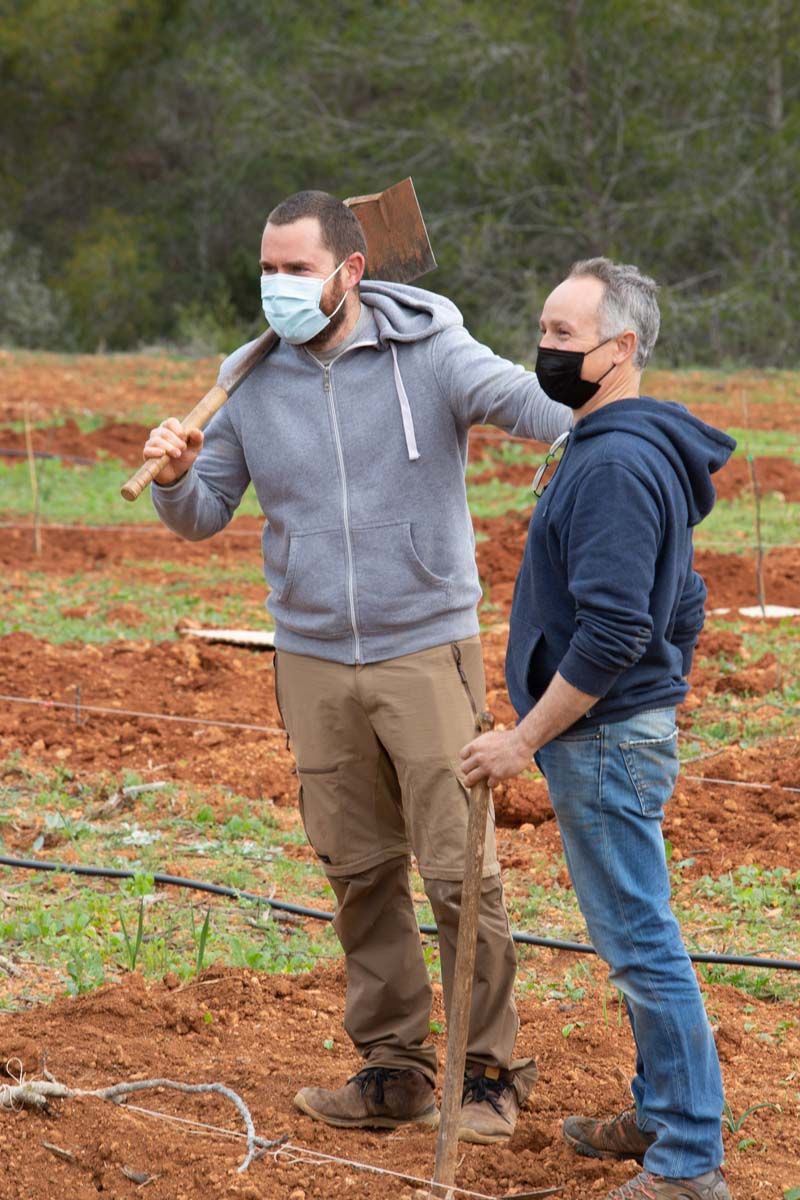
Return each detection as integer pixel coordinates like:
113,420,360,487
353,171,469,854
259,258,318,271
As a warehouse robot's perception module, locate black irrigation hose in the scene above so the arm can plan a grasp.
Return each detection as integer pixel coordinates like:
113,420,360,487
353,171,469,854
1,854,799,973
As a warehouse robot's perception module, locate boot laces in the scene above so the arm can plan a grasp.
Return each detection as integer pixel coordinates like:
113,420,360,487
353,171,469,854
608,1171,658,1200
462,1071,510,1116
349,1066,401,1106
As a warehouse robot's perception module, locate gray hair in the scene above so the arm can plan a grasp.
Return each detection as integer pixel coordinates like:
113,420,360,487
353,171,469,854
569,257,660,368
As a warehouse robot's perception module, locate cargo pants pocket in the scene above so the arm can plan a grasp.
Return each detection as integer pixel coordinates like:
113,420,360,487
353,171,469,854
297,769,340,867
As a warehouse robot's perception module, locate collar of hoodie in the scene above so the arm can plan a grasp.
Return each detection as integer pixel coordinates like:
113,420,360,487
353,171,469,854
305,337,420,463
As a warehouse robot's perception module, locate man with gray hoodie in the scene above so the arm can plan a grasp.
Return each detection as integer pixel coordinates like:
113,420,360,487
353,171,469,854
143,190,571,1142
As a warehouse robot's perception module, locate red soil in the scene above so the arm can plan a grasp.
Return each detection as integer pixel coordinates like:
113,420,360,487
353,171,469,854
0,965,797,1200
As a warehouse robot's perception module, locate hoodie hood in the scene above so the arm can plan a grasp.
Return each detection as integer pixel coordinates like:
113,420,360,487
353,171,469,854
360,280,463,345
572,396,735,525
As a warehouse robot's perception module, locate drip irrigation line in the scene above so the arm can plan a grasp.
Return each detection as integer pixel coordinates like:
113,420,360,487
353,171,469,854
0,854,797,973
0,694,283,737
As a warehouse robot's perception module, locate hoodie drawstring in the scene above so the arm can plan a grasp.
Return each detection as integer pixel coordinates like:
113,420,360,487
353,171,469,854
389,342,420,462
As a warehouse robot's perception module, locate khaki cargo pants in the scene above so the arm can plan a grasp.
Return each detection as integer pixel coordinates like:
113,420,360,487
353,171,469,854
273,637,520,1082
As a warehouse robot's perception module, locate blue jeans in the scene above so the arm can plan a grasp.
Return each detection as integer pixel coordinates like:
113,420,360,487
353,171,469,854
536,707,724,1179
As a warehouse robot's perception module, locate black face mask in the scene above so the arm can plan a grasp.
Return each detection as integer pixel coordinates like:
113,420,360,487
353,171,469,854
535,340,616,410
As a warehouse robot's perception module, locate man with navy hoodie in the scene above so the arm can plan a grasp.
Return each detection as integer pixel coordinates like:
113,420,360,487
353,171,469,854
462,258,734,1199
143,191,570,1143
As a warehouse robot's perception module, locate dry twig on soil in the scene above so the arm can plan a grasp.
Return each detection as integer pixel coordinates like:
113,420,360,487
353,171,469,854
0,1070,282,1173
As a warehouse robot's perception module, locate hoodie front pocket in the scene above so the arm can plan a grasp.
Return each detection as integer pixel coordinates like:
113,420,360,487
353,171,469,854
273,528,352,639
352,522,451,634
505,622,543,708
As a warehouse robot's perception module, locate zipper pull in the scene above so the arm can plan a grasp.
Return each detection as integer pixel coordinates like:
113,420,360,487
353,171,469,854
323,366,331,392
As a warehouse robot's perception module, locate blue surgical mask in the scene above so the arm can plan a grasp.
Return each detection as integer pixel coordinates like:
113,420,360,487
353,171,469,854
260,261,347,344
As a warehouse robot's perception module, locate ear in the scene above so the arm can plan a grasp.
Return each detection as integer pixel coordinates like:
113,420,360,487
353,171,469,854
343,252,366,290
614,330,637,364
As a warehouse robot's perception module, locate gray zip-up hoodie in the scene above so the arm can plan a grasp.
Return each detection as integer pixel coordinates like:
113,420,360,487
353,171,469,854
153,281,571,664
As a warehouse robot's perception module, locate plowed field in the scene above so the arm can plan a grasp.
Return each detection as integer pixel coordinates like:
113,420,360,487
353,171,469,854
1,354,798,1200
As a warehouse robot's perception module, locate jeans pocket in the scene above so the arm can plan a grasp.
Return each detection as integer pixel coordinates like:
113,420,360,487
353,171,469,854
619,729,679,818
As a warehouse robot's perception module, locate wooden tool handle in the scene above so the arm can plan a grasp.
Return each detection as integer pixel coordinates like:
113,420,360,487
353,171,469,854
120,328,278,502
120,384,229,501
432,711,495,1197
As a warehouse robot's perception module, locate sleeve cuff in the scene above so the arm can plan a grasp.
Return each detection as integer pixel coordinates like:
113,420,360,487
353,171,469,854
152,470,196,503
558,644,624,698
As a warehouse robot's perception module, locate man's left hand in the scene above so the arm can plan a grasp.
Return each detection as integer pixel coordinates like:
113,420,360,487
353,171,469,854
460,728,533,789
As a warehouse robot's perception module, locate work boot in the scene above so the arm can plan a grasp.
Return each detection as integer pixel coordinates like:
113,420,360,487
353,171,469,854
293,1066,439,1130
563,1105,656,1163
604,1168,731,1199
457,1059,538,1144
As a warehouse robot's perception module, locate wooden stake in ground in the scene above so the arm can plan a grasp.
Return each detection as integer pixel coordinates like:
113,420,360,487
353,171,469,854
431,711,494,1199
740,387,767,617
747,454,767,617
23,400,42,556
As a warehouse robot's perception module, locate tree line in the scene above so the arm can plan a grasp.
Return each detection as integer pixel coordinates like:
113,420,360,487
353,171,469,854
1,0,797,367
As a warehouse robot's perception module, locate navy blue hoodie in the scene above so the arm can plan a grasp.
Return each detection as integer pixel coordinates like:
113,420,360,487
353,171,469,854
506,397,735,728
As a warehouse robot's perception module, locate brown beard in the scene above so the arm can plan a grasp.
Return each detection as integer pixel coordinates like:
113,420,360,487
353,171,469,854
304,277,351,351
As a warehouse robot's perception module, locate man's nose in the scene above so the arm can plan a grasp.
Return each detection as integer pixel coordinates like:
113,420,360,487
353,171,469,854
538,336,558,350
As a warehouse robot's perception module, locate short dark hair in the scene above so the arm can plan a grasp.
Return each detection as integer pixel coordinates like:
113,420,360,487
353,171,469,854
267,190,367,266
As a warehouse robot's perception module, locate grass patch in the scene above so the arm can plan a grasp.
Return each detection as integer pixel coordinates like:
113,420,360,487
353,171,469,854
694,494,799,550
645,368,800,408
3,561,271,642
0,456,265,524
467,474,799,545
0,412,110,436
686,644,800,748
0,765,338,1004
0,880,335,997
726,428,800,461
697,615,800,675
466,440,541,479
467,476,533,519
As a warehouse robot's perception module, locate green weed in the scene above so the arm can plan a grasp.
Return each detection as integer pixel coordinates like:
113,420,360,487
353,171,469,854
722,1099,780,1134
118,898,145,970
192,906,212,976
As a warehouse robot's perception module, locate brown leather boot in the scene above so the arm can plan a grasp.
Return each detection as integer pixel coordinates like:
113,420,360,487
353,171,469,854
603,1168,731,1199
294,1066,439,1130
457,1060,538,1144
563,1105,656,1163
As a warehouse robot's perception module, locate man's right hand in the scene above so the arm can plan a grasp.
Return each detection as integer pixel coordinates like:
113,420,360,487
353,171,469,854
143,418,204,486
